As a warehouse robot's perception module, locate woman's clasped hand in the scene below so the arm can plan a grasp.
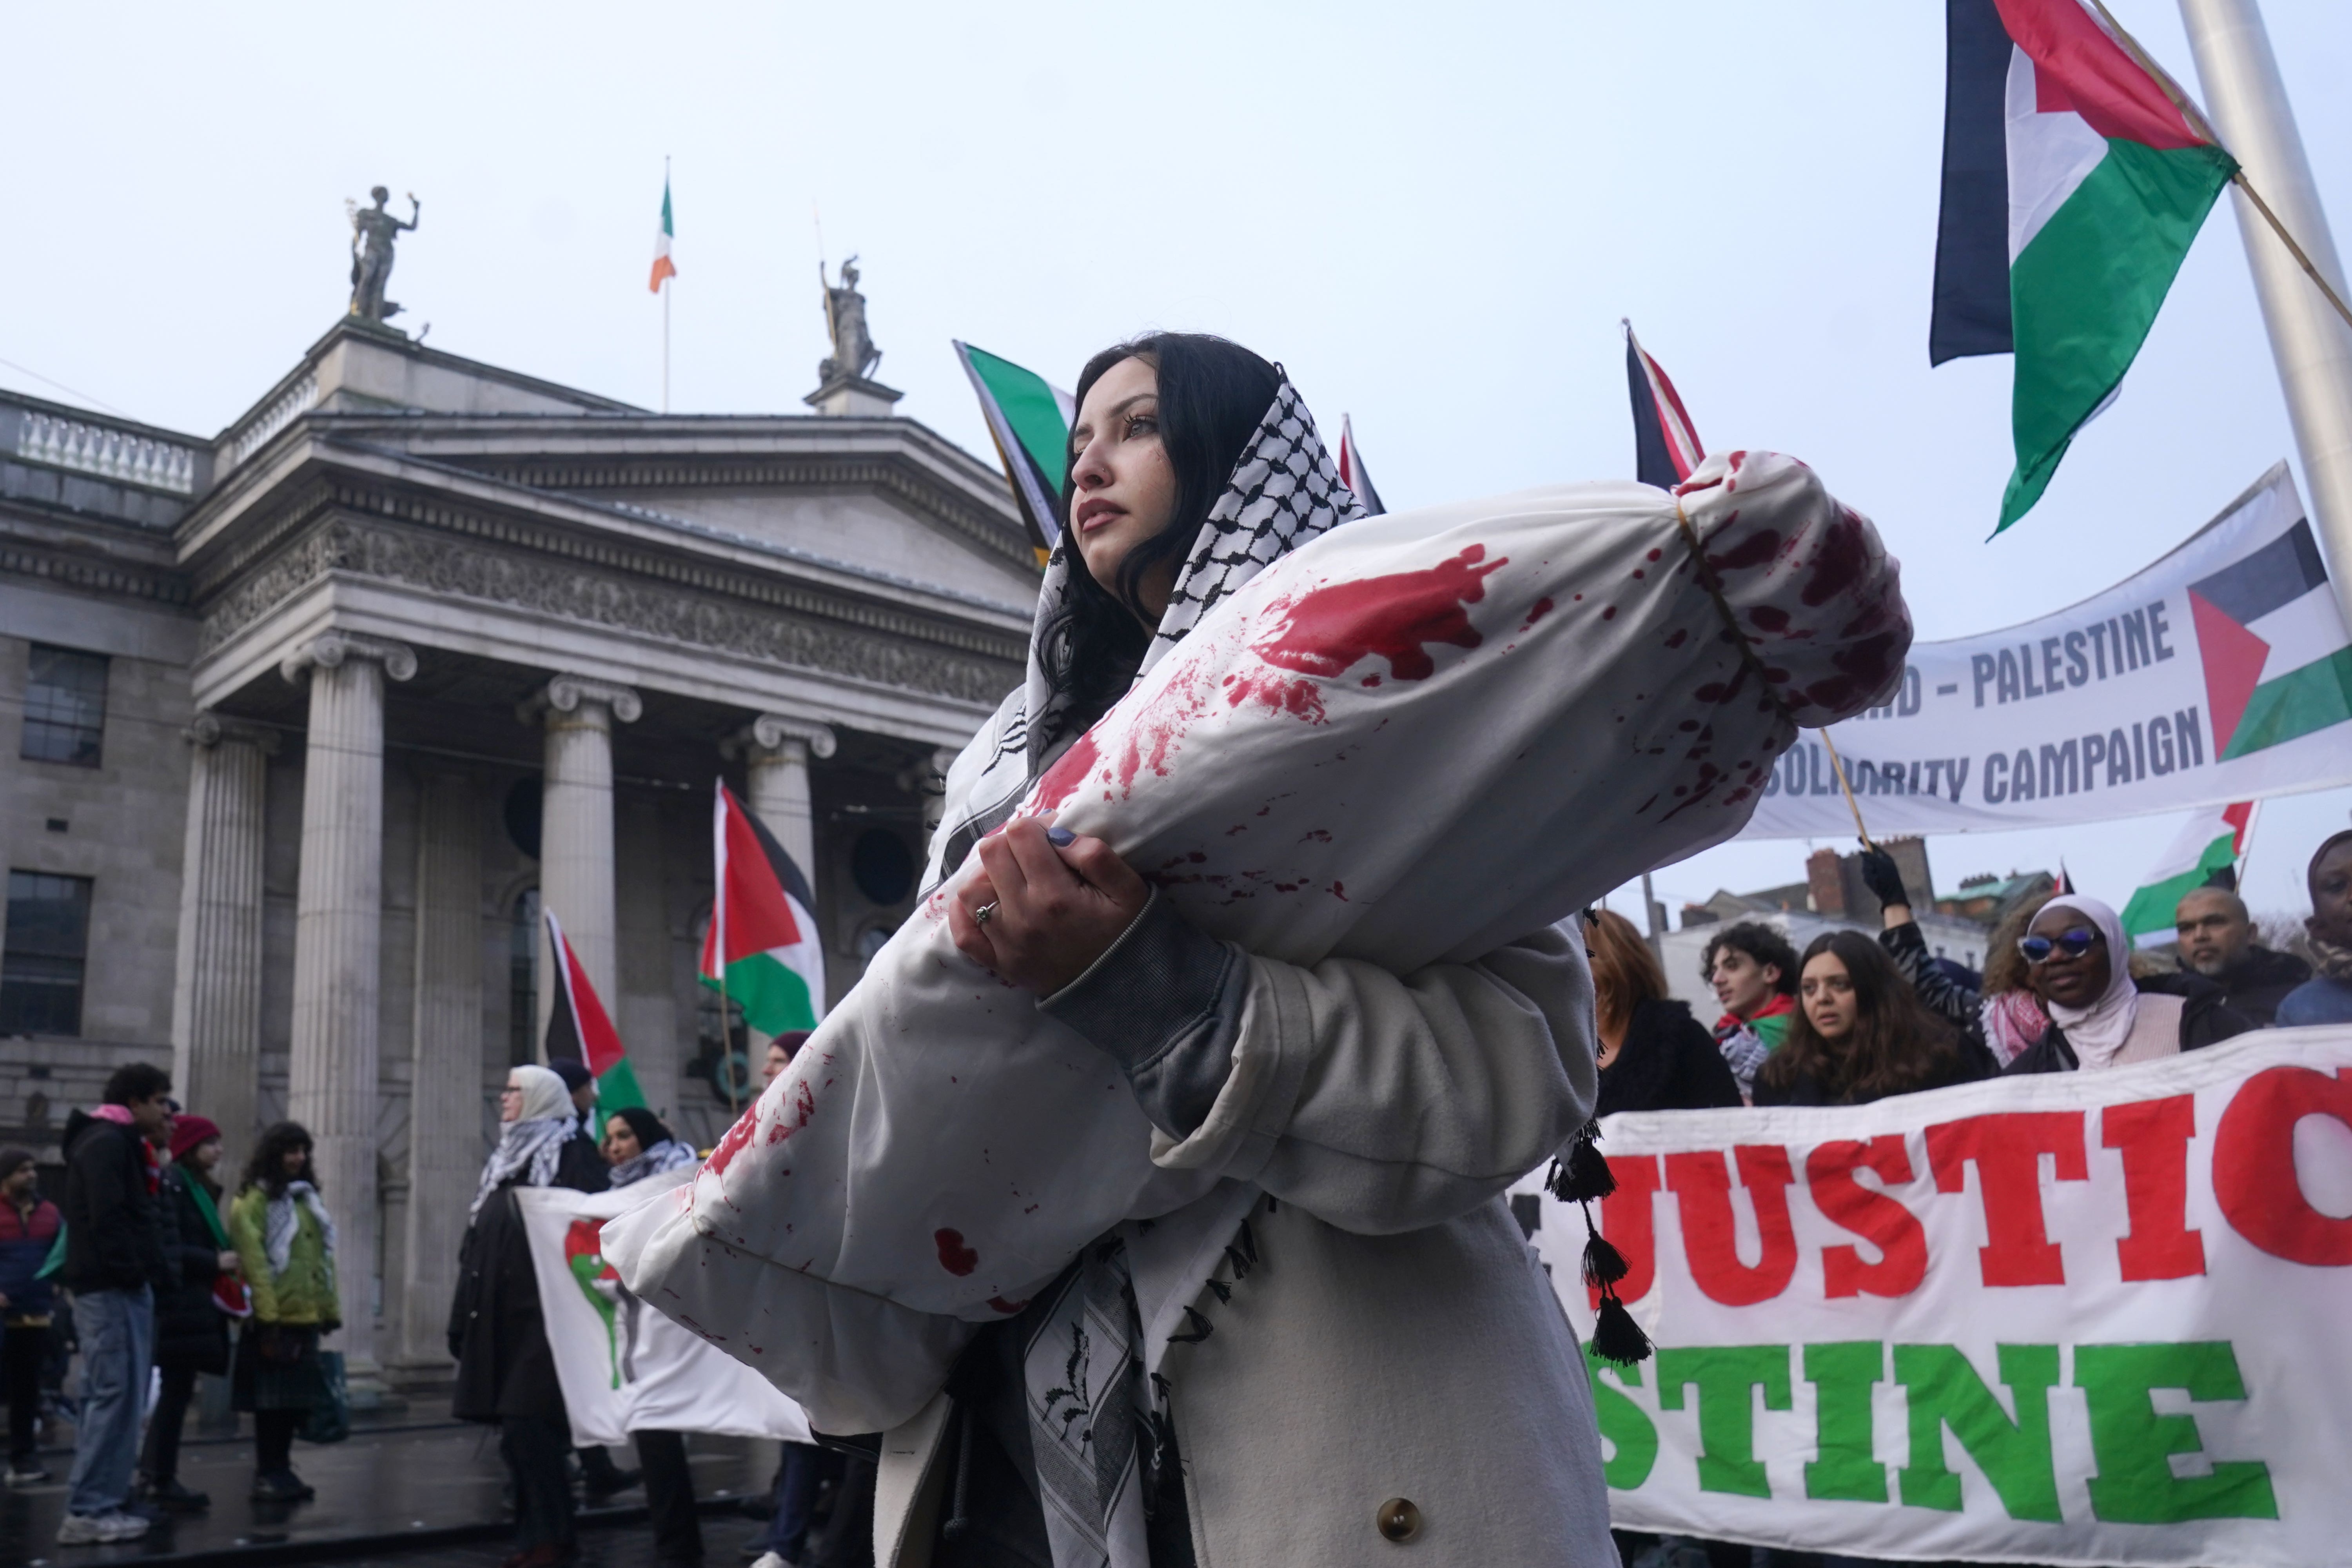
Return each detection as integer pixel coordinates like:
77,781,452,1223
947,816,1153,996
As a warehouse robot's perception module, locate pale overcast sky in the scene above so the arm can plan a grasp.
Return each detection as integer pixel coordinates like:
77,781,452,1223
6,0,2349,927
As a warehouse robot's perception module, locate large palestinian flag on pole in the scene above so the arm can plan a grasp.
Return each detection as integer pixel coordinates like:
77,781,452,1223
954,341,1074,562
543,907,646,1120
2121,800,2253,948
698,782,826,1038
1929,0,2237,531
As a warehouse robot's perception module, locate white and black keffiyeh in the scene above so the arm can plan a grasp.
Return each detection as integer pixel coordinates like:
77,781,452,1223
262,1180,337,1278
922,375,1364,892
470,1116,572,1218
608,1138,697,1189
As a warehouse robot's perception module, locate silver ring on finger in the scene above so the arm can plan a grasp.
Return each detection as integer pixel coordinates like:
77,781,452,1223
974,900,998,926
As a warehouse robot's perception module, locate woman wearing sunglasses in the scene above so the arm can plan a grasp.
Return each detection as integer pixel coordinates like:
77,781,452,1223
2003,895,2253,1074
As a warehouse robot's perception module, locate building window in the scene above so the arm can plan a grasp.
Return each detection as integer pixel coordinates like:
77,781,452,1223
1,871,94,1036
21,646,110,767
510,887,540,1065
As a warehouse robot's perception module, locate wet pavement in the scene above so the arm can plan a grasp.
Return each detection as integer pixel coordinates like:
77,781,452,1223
1,1417,778,1566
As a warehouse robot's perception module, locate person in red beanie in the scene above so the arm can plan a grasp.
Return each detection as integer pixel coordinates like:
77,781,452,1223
134,1114,238,1512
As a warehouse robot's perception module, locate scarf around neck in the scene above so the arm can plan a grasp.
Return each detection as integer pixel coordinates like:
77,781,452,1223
608,1138,697,1189
263,1180,336,1277
2308,928,2352,985
471,1116,572,1218
2040,895,2140,1068
922,376,1365,893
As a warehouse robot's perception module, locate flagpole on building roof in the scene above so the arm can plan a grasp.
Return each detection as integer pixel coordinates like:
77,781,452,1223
2171,0,2352,639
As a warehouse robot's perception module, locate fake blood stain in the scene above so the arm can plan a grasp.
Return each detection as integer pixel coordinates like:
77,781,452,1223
935,1228,980,1277
1032,730,1103,810
706,1104,761,1177
1253,545,1506,682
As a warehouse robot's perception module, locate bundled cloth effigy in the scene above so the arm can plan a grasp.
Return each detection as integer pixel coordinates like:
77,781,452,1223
604,426,1910,1434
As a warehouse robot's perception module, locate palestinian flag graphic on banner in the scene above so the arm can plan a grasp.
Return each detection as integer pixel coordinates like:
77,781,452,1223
1929,0,2236,530
1337,415,1387,516
544,907,646,1116
954,340,1074,561
1624,320,1703,489
2191,517,2352,760
2122,800,2252,948
698,782,826,1038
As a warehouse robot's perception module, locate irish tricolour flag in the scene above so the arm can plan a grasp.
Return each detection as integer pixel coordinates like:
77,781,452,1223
649,176,677,294
543,907,646,1120
2122,801,2253,949
1929,0,2236,531
955,341,1074,561
698,783,825,1038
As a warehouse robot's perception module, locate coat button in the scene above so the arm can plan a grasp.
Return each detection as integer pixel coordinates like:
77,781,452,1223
1376,1497,1421,1542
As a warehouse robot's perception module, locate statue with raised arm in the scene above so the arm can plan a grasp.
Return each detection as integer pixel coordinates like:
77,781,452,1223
818,255,882,383
347,186,421,325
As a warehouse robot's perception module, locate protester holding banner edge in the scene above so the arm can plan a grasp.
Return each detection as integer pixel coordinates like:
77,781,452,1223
451,1064,611,1568
2277,830,2352,1025
599,1107,704,1568
2004,895,2252,1073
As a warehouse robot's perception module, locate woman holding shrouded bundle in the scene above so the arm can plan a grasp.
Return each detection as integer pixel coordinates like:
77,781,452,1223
896,334,1615,1568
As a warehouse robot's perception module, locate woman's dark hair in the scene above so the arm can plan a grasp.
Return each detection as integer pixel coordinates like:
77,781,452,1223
1040,332,1280,726
1758,931,1959,1105
241,1120,316,1198
608,1105,672,1151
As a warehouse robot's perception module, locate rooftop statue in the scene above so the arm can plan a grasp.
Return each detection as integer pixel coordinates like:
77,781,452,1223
347,186,421,326
819,256,882,384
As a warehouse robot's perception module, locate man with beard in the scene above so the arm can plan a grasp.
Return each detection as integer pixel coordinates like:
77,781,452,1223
2173,885,2308,1026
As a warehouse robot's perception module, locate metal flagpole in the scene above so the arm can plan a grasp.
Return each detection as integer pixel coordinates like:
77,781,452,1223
662,155,672,416
2173,0,2352,637
1639,869,1664,962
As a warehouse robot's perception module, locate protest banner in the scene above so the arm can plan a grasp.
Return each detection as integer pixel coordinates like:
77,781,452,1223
1516,1027,2352,1567
1740,465,2352,839
515,1181,810,1449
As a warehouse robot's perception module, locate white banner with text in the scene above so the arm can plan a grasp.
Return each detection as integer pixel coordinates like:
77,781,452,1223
1519,1029,2352,1566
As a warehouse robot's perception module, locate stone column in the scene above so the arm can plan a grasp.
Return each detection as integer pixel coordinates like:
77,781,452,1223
171,713,279,1169
281,632,415,1385
521,676,640,1042
398,771,481,1372
727,715,837,879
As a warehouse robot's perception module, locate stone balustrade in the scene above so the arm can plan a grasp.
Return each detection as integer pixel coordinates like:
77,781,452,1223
15,409,198,494
229,371,319,467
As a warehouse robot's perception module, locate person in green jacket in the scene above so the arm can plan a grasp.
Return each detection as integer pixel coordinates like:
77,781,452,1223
225,1122,338,1503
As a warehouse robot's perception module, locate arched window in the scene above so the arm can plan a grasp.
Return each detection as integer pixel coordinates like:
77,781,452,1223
510,887,540,1066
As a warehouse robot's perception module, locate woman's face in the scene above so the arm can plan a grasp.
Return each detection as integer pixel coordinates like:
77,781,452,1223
280,1144,309,1180
602,1123,642,1166
1801,952,1858,1043
2027,905,2111,1007
1067,355,1180,619
191,1138,223,1174
499,1078,525,1124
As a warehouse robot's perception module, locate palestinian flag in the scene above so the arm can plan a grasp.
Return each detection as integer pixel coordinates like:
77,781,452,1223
955,340,1074,562
543,907,646,1120
1929,0,2236,530
698,782,826,1038
2191,516,2352,759
1624,320,1703,489
649,176,677,293
2122,801,2253,949
1337,415,1387,516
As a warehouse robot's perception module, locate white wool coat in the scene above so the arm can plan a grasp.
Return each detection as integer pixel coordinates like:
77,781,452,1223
873,923,1617,1566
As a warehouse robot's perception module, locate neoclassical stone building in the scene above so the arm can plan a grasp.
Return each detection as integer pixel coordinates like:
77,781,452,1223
0,318,1033,1389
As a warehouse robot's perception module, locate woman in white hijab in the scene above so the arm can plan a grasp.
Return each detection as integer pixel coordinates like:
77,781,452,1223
449,1064,611,1568
2003,895,2254,1073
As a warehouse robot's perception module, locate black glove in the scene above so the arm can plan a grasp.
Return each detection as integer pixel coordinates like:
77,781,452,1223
1858,847,1910,909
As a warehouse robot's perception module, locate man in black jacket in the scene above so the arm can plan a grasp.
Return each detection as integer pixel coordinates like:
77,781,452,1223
2175,886,2309,1026
56,1062,174,1546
